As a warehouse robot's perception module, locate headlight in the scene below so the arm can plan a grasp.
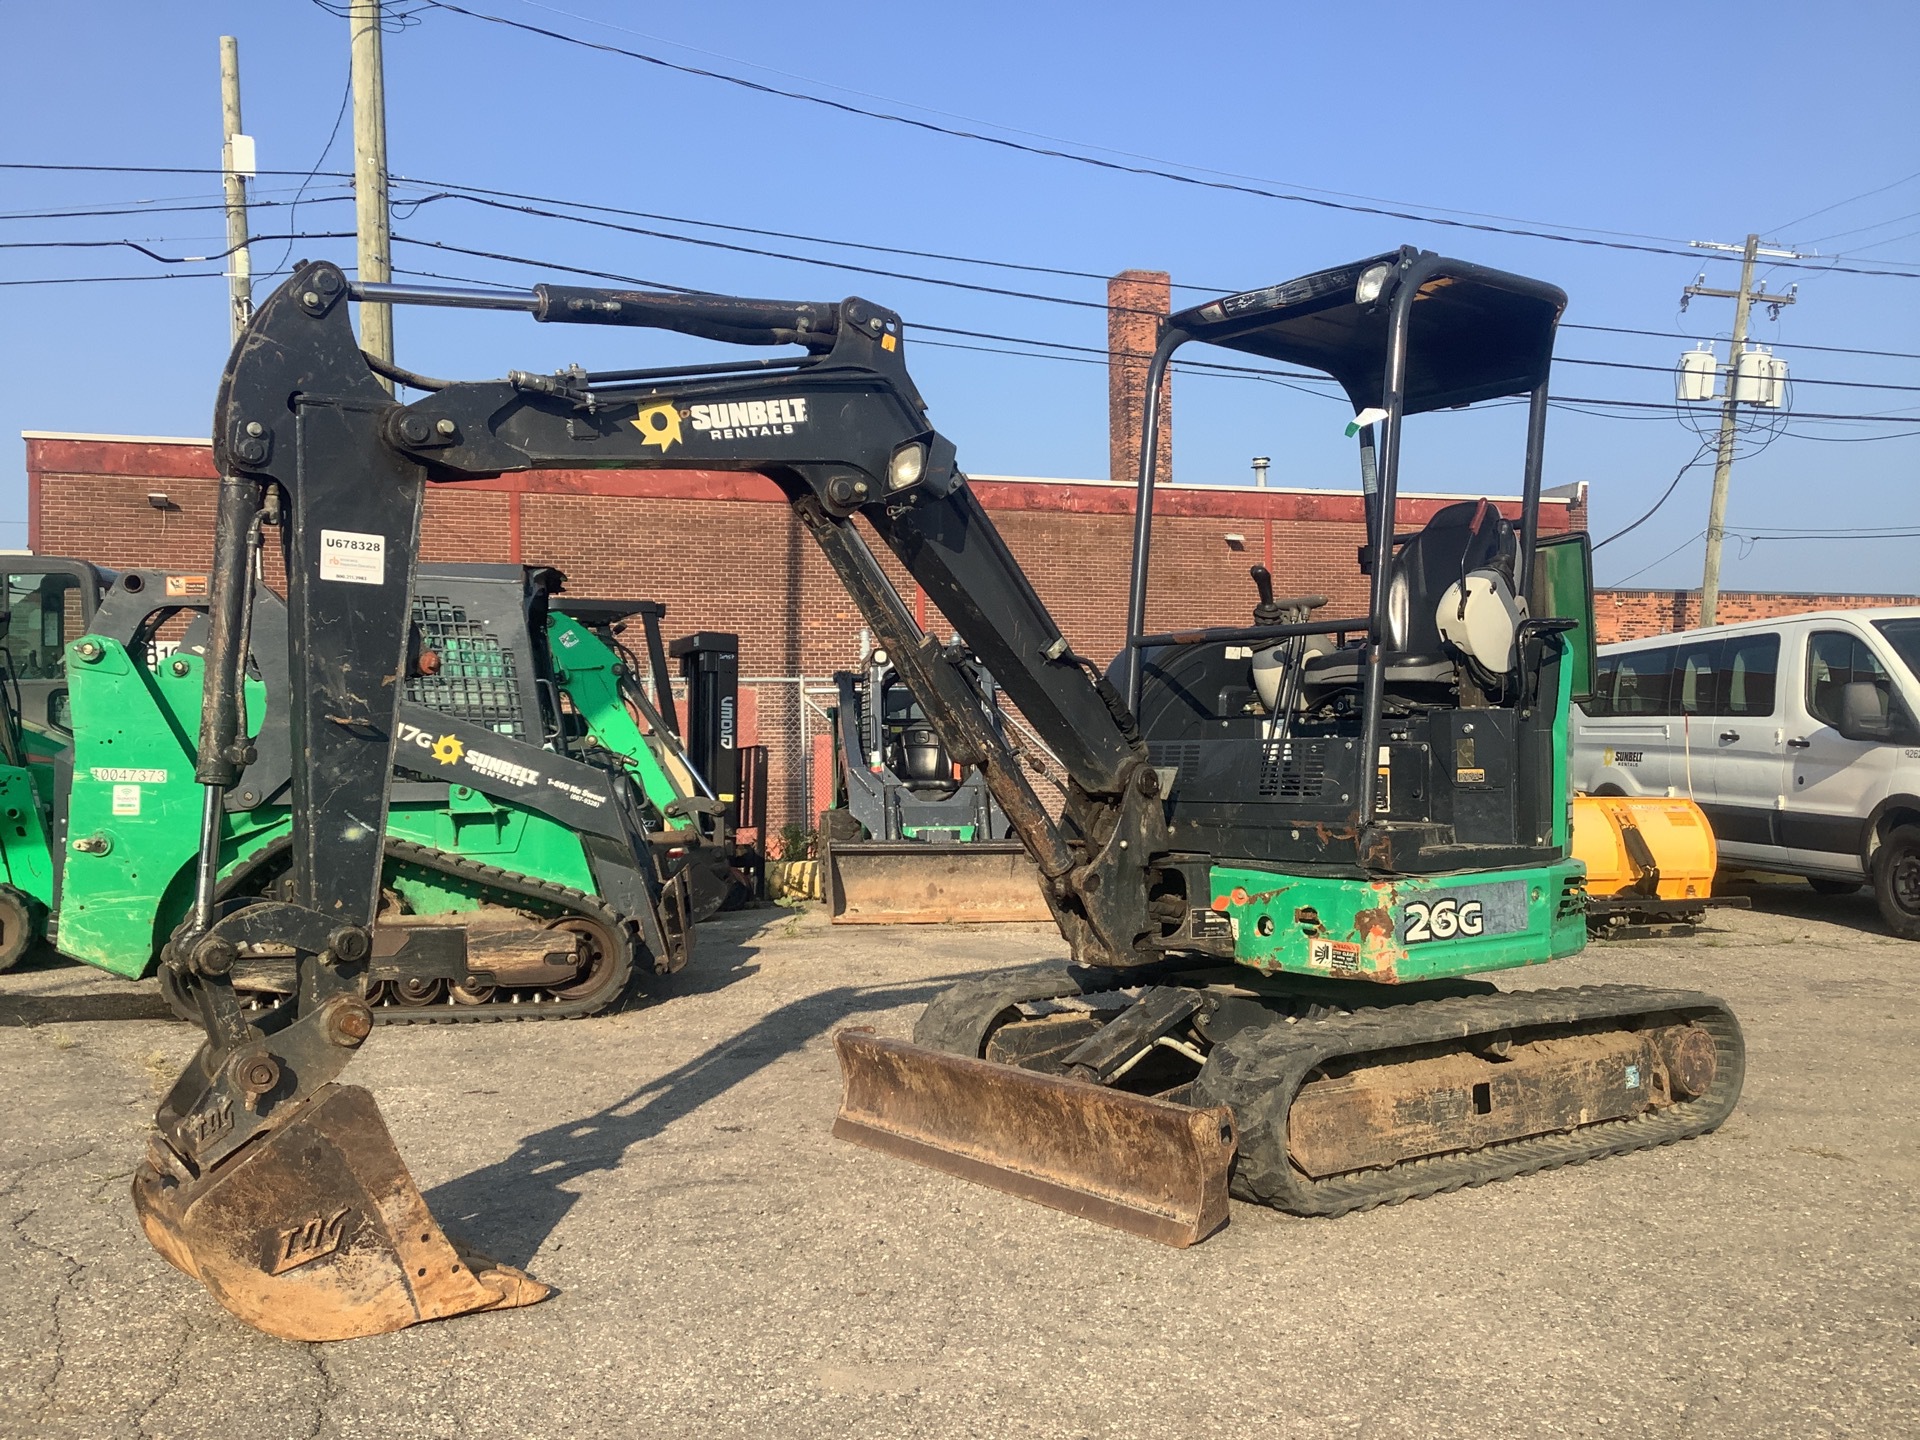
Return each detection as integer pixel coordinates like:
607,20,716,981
1355,262,1393,306
888,442,927,491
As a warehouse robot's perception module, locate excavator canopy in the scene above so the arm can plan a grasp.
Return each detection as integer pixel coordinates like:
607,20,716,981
1170,247,1566,415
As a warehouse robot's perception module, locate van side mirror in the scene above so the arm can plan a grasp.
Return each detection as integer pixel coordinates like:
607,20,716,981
1836,681,1891,743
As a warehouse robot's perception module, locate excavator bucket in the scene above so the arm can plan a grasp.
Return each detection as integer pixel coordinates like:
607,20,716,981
832,1028,1235,1246
133,1083,547,1342
823,840,1052,924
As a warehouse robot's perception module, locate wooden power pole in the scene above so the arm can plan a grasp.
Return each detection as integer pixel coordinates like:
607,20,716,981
349,0,394,378
218,36,253,343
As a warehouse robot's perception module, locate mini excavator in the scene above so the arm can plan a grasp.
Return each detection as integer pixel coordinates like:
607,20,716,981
138,250,1743,1340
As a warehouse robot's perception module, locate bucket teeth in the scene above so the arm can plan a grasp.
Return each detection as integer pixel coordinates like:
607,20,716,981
133,1083,547,1342
832,1027,1234,1247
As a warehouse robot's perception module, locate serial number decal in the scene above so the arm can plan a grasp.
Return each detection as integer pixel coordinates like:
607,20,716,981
1398,881,1528,946
318,529,386,586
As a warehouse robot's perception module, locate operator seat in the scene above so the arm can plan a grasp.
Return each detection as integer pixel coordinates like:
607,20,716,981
1301,499,1518,692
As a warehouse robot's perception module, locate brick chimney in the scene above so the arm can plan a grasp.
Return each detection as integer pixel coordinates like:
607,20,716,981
1108,269,1172,487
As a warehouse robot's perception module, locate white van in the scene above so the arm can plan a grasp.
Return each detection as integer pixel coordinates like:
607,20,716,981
1572,608,1920,939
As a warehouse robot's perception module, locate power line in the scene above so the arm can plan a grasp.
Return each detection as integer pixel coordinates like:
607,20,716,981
1591,442,1718,552
408,2,1920,279
1772,169,1920,235
1563,321,1920,362
0,233,355,264
484,1,1718,250
1607,531,1707,587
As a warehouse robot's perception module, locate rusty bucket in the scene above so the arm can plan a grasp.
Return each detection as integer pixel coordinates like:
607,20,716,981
822,841,1051,924
832,1028,1235,1247
134,1083,547,1342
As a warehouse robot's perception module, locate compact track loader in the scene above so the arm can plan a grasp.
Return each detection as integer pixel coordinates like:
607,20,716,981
140,252,1742,1341
0,558,738,1010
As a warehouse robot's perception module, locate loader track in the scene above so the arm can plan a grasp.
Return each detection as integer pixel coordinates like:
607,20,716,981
914,969,1744,1218
199,835,641,1025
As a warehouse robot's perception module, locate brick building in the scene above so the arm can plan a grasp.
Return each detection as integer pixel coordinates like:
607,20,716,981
1594,587,1920,644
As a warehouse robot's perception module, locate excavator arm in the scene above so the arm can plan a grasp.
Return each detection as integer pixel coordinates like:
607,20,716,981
139,261,1190,1339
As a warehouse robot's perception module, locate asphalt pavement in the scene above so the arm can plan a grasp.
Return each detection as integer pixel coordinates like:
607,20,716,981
1,885,1914,1439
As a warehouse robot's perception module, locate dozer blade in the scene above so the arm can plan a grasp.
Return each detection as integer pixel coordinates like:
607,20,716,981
823,840,1051,924
832,1027,1235,1247
133,1083,547,1342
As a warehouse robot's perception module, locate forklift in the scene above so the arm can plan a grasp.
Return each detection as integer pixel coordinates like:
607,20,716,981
820,639,1047,923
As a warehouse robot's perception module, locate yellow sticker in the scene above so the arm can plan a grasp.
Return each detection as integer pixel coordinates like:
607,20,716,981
431,735,465,766
881,333,897,352
631,402,683,452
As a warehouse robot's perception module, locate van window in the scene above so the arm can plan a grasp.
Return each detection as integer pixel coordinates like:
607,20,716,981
1612,646,1674,715
1676,640,1720,715
1721,633,1779,716
1588,655,1619,716
1806,631,1891,728
1874,618,1920,680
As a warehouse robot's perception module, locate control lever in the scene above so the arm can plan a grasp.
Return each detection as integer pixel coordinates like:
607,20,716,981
1248,566,1327,628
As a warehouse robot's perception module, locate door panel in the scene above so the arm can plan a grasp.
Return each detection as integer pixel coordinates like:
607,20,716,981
1704,631,1788,864
1784,629,1897,876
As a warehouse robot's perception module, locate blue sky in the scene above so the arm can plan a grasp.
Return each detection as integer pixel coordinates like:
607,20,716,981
3,0,1916,593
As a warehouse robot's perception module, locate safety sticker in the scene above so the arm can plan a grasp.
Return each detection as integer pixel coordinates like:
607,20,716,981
112,783,141,816
1308,938,1362,974
164,574,209,598
319,529,386,586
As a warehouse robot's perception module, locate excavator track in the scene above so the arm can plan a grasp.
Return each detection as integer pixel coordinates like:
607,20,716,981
1192,983,1744,1216
196,836,640,1025
906,969,1742,1221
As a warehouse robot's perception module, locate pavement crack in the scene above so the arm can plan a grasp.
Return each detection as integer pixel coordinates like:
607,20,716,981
8,1201,90,1425
129,1314,191,1439
300,1344,340,1440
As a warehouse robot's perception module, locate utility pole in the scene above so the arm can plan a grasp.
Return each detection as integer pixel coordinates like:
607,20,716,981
218,36,253,343
1682,234,1799,624
349,0,394,380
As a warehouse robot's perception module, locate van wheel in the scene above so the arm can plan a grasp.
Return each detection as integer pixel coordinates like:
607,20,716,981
1871,825,1920,941
1807,878,1863,897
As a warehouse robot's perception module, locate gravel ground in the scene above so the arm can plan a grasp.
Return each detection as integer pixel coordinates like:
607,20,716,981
1,884,1914,1440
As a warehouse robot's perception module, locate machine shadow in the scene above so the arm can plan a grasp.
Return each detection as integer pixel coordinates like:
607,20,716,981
423,921,972,1269
0,952,174,1025
1717,879,1895,938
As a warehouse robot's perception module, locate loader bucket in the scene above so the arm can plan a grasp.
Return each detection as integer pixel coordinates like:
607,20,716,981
823,840,1051,924
832,1028,1235,1247
133,1083,547,1342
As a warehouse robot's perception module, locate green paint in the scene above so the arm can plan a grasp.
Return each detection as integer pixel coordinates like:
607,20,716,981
50,633,605,980
0,767,55,909
901,824,978,841
545,611,694,829
1211,859,1587,982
